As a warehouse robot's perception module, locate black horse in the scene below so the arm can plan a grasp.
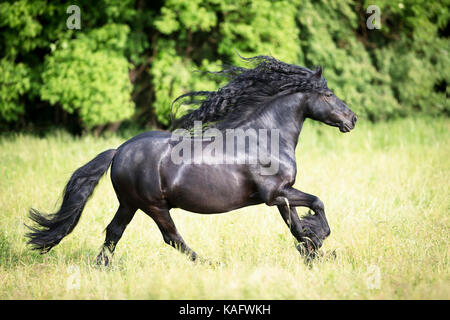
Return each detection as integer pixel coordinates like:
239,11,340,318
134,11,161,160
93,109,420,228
26,56,357,265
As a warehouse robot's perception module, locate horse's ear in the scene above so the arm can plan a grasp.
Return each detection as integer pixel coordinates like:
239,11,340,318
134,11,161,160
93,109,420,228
313,66,323,79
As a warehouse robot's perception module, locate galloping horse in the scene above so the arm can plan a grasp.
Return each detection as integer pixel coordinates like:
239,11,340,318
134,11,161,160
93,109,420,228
26,56,357,265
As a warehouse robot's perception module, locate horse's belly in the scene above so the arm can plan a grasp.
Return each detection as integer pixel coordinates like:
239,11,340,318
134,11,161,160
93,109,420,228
164,164,260,213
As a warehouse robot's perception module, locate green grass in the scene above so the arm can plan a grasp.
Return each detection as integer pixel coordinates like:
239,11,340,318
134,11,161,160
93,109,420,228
0,117,448,299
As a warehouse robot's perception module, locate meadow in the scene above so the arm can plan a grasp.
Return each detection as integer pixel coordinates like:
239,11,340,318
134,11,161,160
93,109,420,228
0,117,448,299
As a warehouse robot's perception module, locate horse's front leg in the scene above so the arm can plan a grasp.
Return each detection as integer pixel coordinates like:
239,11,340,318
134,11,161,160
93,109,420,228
277,205,320,257
273,188,331,254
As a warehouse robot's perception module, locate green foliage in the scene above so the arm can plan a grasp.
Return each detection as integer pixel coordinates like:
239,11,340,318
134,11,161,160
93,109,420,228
151,0,222,125
368,0,450,117
0,59,30,122
150,41,220,125
296,0,402,120
151,0,303,123
0,0,48,59
218,0,302,64
40,24,135,128
0,0,448,130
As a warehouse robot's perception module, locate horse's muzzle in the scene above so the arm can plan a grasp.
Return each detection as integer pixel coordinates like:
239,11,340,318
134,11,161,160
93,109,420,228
340,114,357,132
351,114,358,126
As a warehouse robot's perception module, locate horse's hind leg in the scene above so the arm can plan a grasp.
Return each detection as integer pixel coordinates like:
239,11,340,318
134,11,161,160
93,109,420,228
95,203,137,266
143,206,199,262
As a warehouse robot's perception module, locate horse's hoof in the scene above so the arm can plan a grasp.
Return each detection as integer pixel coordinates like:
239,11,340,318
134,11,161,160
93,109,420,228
297,235,321,253
295,242,317,258
295,243,308,256
324,249,337,260
295,242,322,267
197,257,222,267
210,260,224,267
95,253,111,267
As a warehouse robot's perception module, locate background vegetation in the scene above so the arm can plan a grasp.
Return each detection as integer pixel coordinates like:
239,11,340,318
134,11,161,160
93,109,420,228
0,0,448,300
0,0,449,133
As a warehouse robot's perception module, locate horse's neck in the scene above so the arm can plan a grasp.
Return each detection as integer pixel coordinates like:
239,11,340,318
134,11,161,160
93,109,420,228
246,98,305,155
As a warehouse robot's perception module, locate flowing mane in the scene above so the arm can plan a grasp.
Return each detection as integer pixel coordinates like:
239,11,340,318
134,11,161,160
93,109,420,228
171,55,329,131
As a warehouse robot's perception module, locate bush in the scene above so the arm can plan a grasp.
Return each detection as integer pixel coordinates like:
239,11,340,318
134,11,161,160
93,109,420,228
40,24,135,129
0,59,30,122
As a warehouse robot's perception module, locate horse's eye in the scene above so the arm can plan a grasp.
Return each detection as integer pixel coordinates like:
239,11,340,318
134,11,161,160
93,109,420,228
325,92,333,98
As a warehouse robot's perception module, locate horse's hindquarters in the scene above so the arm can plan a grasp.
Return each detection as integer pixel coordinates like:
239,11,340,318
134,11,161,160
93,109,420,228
110,132,172,208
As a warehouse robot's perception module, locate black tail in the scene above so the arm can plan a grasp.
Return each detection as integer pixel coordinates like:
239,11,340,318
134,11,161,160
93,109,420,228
26,149,117,253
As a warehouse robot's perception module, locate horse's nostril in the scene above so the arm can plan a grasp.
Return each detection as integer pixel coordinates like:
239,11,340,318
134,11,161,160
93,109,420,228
352,115,357,125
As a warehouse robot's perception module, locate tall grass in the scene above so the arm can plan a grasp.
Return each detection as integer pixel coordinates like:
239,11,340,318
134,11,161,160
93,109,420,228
0,117,448,299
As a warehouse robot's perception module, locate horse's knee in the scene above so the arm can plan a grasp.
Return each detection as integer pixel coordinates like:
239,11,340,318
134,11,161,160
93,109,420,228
311,198,324,212
324,225,331,238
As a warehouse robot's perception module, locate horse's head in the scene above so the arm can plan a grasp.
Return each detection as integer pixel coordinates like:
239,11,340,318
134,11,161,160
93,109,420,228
304,68,357,133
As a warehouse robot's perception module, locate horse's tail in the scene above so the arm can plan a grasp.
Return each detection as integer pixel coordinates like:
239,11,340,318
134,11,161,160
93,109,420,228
26,149,117,253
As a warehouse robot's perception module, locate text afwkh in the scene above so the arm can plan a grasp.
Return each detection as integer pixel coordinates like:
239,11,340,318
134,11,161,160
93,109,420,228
179,304,271,317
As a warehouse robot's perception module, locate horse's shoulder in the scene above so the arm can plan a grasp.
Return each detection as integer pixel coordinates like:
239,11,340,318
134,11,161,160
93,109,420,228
278,156,297,184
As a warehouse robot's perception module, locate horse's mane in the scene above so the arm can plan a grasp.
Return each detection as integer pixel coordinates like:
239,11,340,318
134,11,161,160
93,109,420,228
171,55,328,131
